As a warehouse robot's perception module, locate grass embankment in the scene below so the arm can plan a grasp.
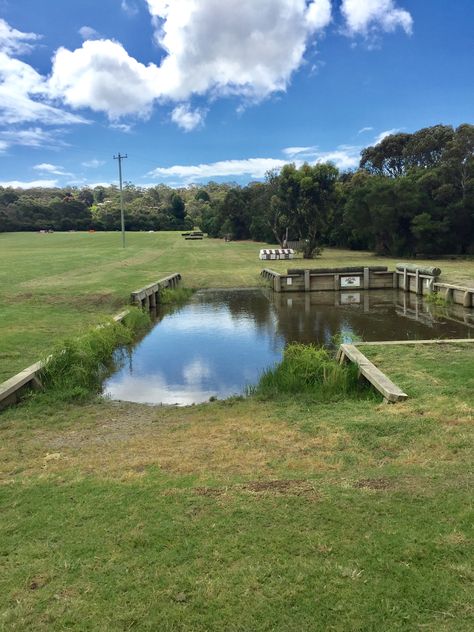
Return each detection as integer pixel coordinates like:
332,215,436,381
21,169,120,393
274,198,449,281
0,343,473,630
1,231,473,381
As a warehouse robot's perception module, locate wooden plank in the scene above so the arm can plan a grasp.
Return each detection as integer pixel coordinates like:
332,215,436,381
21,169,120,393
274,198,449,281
0,361,43,404
435,282,474,292
339,344,408,403
353,339,474,346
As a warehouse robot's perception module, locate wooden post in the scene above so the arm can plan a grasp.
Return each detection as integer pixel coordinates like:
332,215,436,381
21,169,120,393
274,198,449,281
274,275,282,293
304,269,310,292
144,295,150,311
403,267,408,292
334,274,340,291
463,291,472,308
392,271,398,289
445,287,453,302
415,269,422,296
149,291,156,308
363,267,370,290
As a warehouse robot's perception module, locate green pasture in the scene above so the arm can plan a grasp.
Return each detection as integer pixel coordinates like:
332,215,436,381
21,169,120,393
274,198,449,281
1,231,473,382
1,232,473,630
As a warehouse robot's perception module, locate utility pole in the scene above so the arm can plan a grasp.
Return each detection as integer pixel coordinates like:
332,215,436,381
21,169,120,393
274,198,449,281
113,153,128,248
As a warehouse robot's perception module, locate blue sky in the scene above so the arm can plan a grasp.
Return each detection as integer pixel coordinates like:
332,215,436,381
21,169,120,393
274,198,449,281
0,0,472,188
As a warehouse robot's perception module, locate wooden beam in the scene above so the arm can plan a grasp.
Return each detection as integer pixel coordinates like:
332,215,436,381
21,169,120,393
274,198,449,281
353,339,474,347
338,344,408,403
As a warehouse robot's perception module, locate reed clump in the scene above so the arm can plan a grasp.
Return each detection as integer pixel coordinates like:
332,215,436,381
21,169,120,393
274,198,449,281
39,308,150,401
159,287,194,304
252,343,369,401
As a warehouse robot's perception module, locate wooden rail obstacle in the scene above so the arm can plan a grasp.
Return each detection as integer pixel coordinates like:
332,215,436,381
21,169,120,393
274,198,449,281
337,343,408,403
259,249,294,260
261,264,474,309
0,310,130,411
131,273,181,309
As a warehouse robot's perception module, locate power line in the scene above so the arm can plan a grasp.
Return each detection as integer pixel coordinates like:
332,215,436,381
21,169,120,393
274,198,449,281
113,153,128,248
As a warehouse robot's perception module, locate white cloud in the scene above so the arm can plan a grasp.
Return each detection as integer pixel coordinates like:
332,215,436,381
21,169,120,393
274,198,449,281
109,122,133,133
171,105,205,131
283,146,318,157
147,0,332,101
358,126,374,134
82,159,106,168
0,18,39,55
148,145,361,183
0,179,58,188
0,127,67,150
48,39,161,119
78,26,101,40
121,0,139,17
314,146,360,170
373,128,399,144
47,1,332,126
149,157,288,182
0,52,88,126
341,0,413,36
33,162,73,176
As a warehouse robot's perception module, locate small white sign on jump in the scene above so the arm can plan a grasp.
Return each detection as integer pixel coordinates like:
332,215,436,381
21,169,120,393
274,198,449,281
341,276,361,288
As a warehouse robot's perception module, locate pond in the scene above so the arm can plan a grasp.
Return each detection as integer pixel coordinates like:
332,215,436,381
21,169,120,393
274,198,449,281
103,288,473,405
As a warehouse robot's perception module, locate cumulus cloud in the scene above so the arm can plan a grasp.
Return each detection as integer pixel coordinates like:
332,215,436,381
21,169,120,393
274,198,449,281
148,144,360,184
147,0,332,102
33,162,73,176
47,1,332,127
48,39,161,119
171,105,205,131
0,18,39,55
0,36,87,127
341,0,413,36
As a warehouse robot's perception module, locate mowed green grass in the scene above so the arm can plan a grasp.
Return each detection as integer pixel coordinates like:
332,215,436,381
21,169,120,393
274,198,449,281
0,343,473,630
1,230,474,382
1,232,473,630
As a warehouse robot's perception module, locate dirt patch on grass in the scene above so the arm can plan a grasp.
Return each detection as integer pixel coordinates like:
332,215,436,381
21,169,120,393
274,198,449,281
354,478,392,490
194,479,317,498
1,401,351,483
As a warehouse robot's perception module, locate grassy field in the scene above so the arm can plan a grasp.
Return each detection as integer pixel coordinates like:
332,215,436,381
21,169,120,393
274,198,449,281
1,231,473,381
0,343,473,630
1,232,474,630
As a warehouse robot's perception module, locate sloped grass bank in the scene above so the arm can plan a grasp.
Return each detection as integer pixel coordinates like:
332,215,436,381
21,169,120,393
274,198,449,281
38,308,150,402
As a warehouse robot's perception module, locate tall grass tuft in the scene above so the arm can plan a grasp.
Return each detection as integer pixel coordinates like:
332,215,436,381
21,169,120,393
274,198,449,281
252,343,370,402
159,287,194,304
39,307,150,402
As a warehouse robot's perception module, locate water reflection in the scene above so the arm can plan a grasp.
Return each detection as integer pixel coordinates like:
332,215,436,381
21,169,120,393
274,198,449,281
103,288,472,405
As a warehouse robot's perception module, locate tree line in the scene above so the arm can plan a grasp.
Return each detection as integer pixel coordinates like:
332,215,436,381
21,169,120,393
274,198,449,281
0,123,472,257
